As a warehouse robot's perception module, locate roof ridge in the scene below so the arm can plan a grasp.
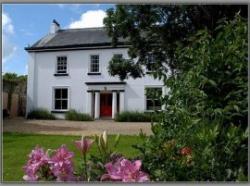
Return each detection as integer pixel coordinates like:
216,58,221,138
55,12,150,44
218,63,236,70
60,27,106,32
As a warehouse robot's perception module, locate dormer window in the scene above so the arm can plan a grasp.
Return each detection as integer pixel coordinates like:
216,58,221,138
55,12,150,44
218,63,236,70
56,56,67,74
90,55,99,73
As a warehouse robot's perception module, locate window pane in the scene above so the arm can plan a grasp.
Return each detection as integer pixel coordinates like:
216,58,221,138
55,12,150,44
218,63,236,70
154,99,161,107
57,56,67,73
54,88,68,110
146,100,153,110
61,100,68,109
61,89,68,98
55,100,61,109
90,55,99,72
146,87,162,110
55,89,61,99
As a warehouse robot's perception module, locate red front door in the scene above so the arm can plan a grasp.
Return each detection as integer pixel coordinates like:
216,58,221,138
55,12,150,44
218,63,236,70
100,93,112,117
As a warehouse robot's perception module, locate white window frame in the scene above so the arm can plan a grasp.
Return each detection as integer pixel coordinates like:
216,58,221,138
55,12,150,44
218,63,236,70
52,86,70,111
56,56,68,74
89,54,100,73
144,86,163,111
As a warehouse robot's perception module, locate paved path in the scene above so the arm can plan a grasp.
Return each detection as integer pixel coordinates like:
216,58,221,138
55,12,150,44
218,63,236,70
3,118,152,136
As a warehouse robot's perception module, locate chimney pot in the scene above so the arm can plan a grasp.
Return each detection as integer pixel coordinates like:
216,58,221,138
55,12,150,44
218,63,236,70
50,19,60,34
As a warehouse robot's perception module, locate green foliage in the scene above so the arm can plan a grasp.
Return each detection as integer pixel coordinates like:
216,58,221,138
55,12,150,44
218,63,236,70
27,108,56,120
115,111,161,122
108,57,143,80
87,132,121,181
65,109,93,121
3,73,27,84
134,15,248,181
104,5,247,80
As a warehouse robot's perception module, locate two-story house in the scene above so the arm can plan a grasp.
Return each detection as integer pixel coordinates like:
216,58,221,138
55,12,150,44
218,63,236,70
25,20,167,119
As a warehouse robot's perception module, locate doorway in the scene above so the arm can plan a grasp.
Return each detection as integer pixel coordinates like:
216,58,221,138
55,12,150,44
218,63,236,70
100,93,112,117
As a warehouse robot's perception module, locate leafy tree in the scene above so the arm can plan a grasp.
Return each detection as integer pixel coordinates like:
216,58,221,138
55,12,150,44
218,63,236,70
104,7,248,180
104,5,247,80
134,15,248,181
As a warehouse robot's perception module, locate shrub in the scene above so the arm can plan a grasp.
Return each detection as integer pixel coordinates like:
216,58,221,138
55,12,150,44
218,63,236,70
27,108,56,120
65,109,93,121
134,15,248,181
115,111,161,122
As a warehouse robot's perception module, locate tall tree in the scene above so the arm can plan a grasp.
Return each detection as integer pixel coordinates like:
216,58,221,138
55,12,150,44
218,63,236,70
104,5,247,80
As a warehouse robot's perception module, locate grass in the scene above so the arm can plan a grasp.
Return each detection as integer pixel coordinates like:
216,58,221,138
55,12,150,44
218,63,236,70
2,132,143,182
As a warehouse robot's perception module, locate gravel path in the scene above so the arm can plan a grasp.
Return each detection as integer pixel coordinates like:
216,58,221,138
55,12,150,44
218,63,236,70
3,118,152,136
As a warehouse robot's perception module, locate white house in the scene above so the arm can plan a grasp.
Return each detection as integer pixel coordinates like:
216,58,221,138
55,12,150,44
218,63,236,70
25,20,166,119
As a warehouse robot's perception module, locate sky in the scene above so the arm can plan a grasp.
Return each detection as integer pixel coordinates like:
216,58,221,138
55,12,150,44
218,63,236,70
2,4,115,75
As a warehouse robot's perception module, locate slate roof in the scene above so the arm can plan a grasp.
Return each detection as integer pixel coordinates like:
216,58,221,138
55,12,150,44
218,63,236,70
25,27,129,52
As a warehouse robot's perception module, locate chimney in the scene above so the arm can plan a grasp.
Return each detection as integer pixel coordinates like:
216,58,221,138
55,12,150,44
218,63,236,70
50,19,60,34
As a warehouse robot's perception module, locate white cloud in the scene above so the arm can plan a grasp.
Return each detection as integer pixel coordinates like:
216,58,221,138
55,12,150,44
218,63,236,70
2,37,17,63
2,12,14,34
69,10,107,29
2,12,16,64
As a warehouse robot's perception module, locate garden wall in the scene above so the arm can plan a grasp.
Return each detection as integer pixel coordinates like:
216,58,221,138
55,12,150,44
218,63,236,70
2,91,26,117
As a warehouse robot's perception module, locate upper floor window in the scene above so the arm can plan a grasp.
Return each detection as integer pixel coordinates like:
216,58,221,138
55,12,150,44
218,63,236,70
146,54,155,72
54,88,68,110
56,56,67,74
90,55,99,72
145,87,162,111
113,54,123,59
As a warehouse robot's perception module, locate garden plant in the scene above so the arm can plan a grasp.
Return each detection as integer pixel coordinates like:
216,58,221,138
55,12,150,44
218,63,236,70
23,131,150,182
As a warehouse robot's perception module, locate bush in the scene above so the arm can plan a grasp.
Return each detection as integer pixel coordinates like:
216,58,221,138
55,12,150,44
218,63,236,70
134,15,248,181
27,108,56,120
65,109,93,121
115,111,161,122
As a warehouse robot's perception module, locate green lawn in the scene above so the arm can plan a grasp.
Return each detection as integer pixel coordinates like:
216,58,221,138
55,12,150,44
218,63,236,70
3,132,143,182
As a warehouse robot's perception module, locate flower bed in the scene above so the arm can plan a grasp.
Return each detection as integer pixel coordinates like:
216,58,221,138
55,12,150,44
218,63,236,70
23,131,149,182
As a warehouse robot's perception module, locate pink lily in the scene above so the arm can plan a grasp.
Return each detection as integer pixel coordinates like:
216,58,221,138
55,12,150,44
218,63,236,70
74,136,94,155
101,158,150,182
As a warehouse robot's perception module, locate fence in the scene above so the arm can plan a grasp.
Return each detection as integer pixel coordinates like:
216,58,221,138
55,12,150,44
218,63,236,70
2,91,26,117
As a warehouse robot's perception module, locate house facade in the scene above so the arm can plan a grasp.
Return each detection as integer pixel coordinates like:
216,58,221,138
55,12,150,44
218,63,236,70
25,20,167,119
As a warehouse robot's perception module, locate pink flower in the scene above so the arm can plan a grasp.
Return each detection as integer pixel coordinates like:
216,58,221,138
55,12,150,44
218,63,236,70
101,158,150,182
74,136,94,155
23,146,50,181
49,145,75,181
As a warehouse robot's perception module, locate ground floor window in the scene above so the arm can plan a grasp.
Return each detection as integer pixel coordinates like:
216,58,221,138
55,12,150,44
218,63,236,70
54,88,68,110
145,87,162,111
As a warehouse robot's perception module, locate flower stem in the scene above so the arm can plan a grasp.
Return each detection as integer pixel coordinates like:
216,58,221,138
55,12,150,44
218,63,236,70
83,153,88,181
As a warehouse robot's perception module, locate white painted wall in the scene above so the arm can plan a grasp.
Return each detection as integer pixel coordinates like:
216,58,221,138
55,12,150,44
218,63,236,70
26,48,164,118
